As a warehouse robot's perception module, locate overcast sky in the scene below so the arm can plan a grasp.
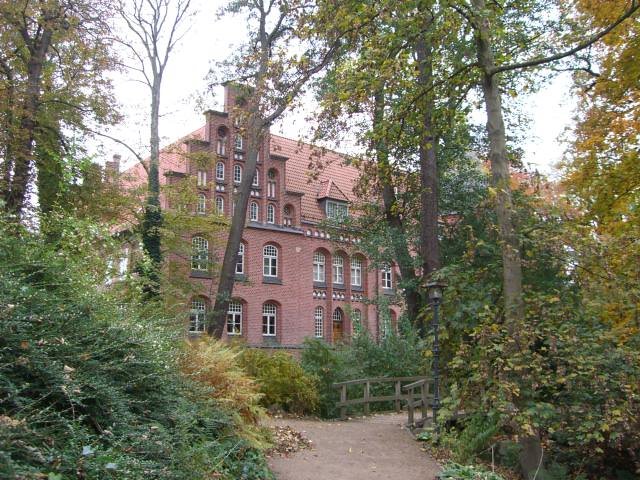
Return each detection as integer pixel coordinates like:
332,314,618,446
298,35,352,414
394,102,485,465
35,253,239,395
103,0,576,177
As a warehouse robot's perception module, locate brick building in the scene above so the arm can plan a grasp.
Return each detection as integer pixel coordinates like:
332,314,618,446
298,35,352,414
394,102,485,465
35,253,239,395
123,85,401,349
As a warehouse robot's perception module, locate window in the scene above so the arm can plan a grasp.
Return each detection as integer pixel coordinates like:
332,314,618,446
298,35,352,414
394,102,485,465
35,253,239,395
351,257,362,287
216,162,225,181
313,251,325,283
332,308,343,322
197,170,207,187
197,193,206,214
235,243,244,275
352,309,362,334
283,205,293,226
227,302,242,335
326,200,348,219
262,303,276,336
381,264,393,289
253,169,260,186
191,237,208,271
314,306,324,338
267,181,276,197
333,255,344,284
233,164,242,184
216,138,226,155
215,196,224,214
267,204,275,224
249,202,259,222
189,299,206,333
235,135,243,150
263,245,278,277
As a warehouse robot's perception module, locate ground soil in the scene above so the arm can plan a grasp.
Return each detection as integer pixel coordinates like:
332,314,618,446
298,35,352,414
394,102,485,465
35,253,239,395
267,412,441,480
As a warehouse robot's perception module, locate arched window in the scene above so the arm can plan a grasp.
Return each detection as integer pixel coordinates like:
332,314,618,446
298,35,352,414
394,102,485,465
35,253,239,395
283,204,294,226
235,134,243,150
332,308,344,342
267,204,275,224
227,302,242,335
215,196,224,214
250,201,259,222
381,264,393,289
191,237,208,271
233,164,242,183
217,126,227,155
350,256,362,287
262,303,277,336
216,162,225,181
189,298,206,333
313,251,325,283
253,169,260,186
263,245,278,277
235,243,245,275
333,255,344,284
314,306,324,338
267,168,277,197
196,193,206,214
352,309,363,334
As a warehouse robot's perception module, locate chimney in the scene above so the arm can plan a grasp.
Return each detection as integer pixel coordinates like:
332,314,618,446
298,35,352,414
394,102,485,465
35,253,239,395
104,154,121,180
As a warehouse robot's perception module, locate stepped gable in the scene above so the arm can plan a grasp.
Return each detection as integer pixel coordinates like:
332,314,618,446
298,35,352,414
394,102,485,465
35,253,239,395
270,135,360,223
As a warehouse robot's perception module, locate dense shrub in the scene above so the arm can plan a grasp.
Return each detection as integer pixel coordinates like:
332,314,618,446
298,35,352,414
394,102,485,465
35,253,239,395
240,349,319,414
0,217,272,479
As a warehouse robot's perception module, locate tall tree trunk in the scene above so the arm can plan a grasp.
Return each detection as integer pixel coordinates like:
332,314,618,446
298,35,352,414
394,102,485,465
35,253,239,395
471,0,537,476
209,119,262,337
416,15,441,281
373,88,421,330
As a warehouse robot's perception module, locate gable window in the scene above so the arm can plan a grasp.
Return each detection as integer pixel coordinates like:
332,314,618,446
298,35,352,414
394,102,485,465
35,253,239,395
262,303,276,336
332,255,344,284
197,193,206,214
314,306,324,338
191,237,208,271
216,162,225,181
189,298,206,333
235,243,245,275
235,135,243,150
350,257,362,287
227,302,242,335
326,200,348,219
253,169,260,186
313,251,325,283
381,264,393,289
233,164,242,184
215,196,224,214
197,170,207,187
267,204,275,224
263,245,278,277
250,201,259,222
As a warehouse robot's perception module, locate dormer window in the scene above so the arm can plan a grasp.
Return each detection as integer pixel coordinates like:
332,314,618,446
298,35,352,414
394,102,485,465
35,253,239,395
326,200,348,220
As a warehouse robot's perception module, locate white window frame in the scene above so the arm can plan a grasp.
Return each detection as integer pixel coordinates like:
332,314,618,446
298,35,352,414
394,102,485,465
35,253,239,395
267,181,276,198
233,164,242,184
326,200,348,219
333,255,344,284
332,308,343,323
197,170,207,187
216,138,226,156
249,202,259,222
189,299,206,333
350,257,362,287
253,169,260,186
215,196,224,214
227,302,242,335
197,193,206,214
235,243,245,275
314,306,324,338
216,162,225,181
313,251,325,283
191,237,208,271
235,135,243,150
263,245,278,277
267,204,275,224
262,303,276,336
381,264,393,289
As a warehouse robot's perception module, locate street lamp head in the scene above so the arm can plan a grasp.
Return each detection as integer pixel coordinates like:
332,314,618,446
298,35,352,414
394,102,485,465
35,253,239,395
426,280,447,301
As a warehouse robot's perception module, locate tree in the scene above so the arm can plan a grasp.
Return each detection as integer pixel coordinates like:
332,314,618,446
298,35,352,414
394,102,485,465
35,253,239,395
207,0,344,337
0,0,118,216
116,0,193,296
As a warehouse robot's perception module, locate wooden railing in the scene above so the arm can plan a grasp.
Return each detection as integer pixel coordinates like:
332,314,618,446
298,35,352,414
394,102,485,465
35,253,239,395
332,376,431,423
402,378,431,429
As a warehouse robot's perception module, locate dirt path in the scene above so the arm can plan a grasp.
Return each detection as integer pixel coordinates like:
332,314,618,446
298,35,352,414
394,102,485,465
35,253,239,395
267,413,441,480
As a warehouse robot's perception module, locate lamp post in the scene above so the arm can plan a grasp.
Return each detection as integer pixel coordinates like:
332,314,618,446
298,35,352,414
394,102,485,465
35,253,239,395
426,280,446,436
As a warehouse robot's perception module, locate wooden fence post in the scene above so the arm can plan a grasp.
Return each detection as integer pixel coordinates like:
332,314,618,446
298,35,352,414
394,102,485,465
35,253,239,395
364,381,370,415
340,384,347,420
407,386,415,427
420,382,428,423
395,381,401,413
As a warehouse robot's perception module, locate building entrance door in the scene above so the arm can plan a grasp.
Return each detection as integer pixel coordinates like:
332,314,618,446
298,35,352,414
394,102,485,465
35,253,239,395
332,307,344,343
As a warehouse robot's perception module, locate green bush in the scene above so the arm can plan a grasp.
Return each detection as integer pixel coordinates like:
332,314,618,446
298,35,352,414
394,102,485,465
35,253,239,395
240,349,319,414
0,216,272,479
438,463,505,480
